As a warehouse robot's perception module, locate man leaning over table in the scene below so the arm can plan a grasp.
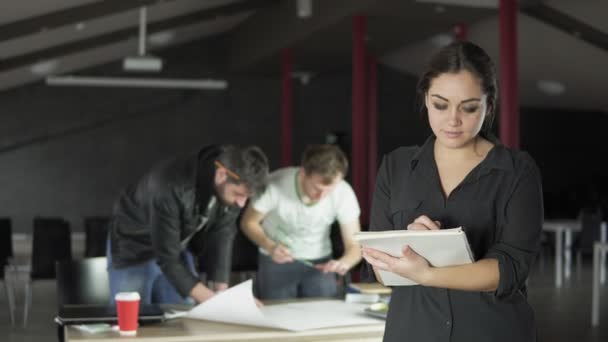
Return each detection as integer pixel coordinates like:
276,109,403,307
241,144,362,300
107,145,269,305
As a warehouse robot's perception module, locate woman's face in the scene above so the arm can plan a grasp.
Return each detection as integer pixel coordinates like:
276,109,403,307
425,70,487,150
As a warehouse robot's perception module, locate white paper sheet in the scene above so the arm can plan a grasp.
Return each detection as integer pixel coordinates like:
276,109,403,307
186,280,382,331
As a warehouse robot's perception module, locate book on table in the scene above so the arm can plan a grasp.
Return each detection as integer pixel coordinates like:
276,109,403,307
355,227,474,286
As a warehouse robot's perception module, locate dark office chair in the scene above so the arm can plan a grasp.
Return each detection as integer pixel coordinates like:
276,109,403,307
55,257,110,342
330,221,356,296
0,218,16,325
84,216,110,258
230,228,259,282
24,217,72,327
574,207,603,278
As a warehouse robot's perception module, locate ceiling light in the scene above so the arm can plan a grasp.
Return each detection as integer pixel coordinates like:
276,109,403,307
30,60,60,75
430,33,454,47
537,80,565,96
75,22,86,31
297,0,312,18
416,0,497,8
435,5,446,13
46,76,228,90
148,31,175,46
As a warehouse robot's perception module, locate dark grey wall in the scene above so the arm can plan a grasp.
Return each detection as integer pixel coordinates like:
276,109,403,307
0,38,282,233
2,33,603,233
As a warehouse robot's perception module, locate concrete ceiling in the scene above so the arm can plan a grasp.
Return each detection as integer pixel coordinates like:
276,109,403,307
0,0,606,111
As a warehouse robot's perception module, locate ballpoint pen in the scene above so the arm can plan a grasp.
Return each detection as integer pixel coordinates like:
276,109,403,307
273,226,316,268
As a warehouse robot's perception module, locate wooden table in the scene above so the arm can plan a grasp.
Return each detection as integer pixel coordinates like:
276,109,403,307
65,318,385,342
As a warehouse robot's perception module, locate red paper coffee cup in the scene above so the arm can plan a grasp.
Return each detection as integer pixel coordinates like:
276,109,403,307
115,292,140,336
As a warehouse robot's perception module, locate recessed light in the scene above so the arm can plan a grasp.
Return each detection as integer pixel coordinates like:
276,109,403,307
75,22,86,31
30,60,60,75
148,31,175,46
537,80,565,96
430,33,454,47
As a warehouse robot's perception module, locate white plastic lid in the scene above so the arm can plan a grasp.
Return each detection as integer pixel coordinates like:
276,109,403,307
115,292,141,301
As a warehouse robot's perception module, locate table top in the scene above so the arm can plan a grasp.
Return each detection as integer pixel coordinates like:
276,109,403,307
542,219,581,233
65,318,385,342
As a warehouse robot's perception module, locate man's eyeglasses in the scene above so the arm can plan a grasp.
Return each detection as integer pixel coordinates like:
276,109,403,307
214,161,241,181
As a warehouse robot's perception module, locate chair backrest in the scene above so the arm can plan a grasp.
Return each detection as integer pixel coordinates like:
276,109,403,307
31,217,72,279
231,228,259,272
330,221,345,259
55,257,110,307
0,218,13,279
577,207,603,255
84,216,110,258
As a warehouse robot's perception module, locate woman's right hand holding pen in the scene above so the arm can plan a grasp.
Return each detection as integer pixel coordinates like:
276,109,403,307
269,242,294,263
407,215,441,231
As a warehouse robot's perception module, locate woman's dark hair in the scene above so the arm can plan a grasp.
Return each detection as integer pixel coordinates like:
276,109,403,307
416,41,497,133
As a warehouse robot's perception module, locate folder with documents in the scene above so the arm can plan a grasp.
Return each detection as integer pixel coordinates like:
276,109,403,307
355,227,474,286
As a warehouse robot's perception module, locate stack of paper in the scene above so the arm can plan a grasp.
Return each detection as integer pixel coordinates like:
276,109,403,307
186,280,382,331
355,227,474,286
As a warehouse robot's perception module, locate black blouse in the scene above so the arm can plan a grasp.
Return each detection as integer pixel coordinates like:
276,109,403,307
368,135,543,342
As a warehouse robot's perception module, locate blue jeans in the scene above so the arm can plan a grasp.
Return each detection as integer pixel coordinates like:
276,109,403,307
255,253,337,300
106,239,196,305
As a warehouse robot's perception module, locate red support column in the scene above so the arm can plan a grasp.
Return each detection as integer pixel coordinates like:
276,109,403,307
499,0,519,149
281,48,293,166
453,23,468,41
352,15,368,224
367,55,378,222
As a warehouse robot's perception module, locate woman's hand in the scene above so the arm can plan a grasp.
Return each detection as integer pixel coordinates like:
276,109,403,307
407,215,441,231
362,245,432,285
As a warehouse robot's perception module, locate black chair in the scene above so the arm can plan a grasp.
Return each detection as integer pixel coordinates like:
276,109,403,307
230,228,259,282
0,218,16,325
84,216,110,258
24,217,72,327
574,207,603,277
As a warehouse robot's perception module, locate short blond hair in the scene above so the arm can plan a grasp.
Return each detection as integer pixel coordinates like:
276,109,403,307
301,144,348,184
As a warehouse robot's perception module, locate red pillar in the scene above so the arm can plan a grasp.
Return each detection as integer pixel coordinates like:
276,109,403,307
352,15,368,224
499,0,519,149
367,55,378,223
281,48,293,166
453,23,468,41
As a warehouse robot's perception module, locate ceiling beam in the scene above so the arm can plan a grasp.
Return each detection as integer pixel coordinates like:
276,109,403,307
0,0,277,74
521,3,608,53
0,0,178,42
228,0,377,71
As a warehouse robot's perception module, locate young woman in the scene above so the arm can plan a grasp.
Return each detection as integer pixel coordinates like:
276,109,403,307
362,41,542,342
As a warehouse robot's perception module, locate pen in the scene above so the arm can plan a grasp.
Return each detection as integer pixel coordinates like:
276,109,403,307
273,226,316,268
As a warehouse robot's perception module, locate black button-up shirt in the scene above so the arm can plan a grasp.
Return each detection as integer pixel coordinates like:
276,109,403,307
368,135,543,342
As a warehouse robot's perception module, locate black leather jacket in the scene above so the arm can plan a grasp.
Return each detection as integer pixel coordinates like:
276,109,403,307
109,145,239,297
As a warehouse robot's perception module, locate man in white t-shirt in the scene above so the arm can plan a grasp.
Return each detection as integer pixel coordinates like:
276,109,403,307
241,144,362,299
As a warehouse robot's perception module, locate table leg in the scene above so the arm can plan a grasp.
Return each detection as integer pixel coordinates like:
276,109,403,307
601,222,607,285
591,243,601,326
555,229,563,288
565,229,573,280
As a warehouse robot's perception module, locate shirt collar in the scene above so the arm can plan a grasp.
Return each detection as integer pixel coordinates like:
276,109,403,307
410,133,514,172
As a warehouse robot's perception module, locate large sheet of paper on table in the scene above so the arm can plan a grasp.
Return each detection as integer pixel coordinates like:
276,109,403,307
186,280,382,331
355,227,474,286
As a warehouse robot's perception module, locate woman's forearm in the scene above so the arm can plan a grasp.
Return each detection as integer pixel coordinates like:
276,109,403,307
421,258,499,292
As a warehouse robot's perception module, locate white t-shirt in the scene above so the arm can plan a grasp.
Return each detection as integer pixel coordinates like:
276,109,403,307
252,167,361,259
